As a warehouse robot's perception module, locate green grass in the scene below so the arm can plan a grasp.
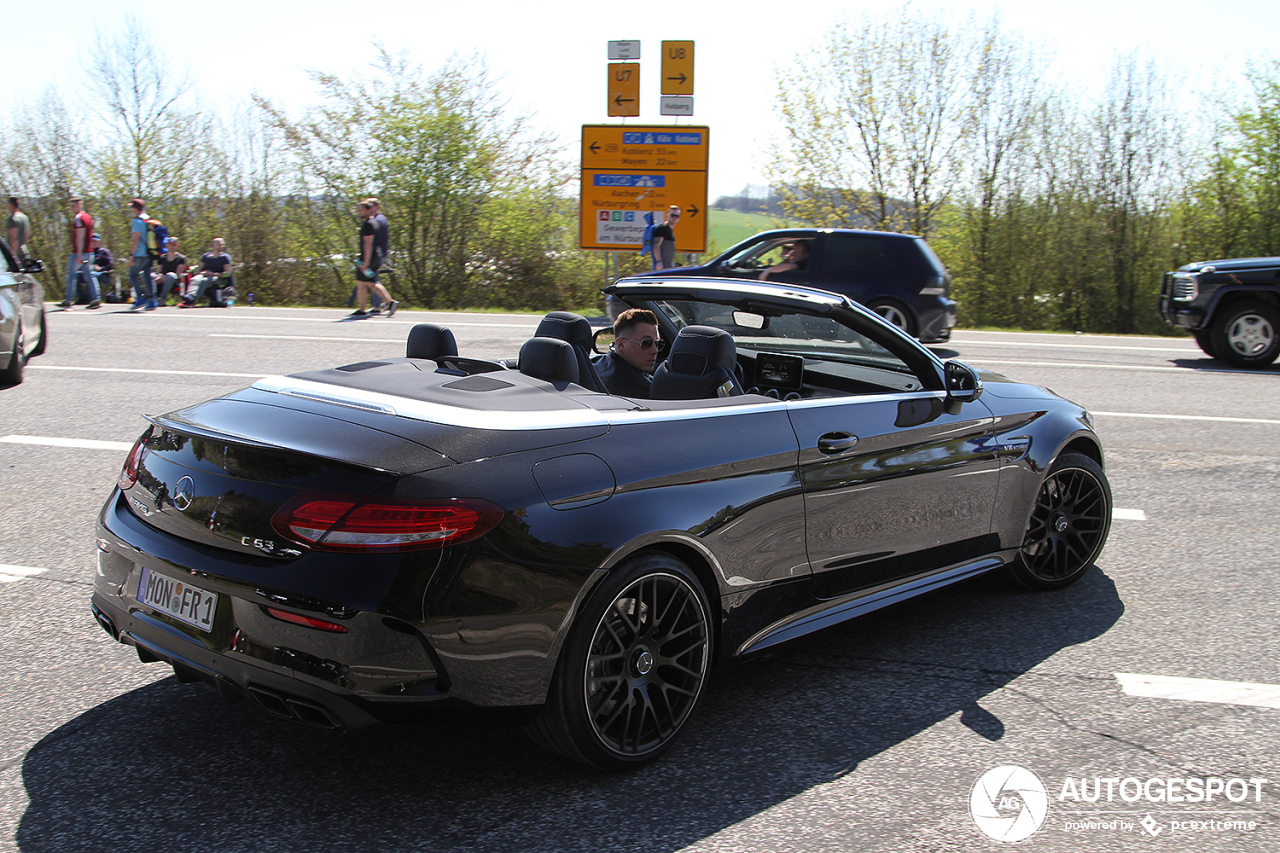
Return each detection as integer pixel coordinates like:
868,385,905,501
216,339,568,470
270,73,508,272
705,208,800,256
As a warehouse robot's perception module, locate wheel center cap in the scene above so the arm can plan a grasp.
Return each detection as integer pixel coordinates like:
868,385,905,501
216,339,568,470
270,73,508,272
1054,514,1070,533
632,648,654,676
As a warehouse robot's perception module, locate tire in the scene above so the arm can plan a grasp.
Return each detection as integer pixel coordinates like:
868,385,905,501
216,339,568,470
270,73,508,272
1208,300,1280,368
1006,451,1112,590
867,299,917,337
525,552,713,769
0,319,24,386
1191,330,1218,359
30,310,47,357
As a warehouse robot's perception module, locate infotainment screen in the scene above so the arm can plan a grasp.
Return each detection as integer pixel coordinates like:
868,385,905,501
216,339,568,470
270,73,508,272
755,352,804,391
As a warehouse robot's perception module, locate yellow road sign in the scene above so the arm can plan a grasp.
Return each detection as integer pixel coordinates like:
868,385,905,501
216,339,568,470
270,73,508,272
661,41,694,95
581,125,709,171
580,125,710,253
579,170,708,253
607,62,640,117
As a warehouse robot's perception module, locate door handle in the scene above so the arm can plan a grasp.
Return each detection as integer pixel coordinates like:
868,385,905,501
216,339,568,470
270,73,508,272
817,432,859,454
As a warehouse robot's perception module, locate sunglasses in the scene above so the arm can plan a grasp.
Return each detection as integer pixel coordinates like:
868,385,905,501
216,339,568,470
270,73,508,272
620,335,660,349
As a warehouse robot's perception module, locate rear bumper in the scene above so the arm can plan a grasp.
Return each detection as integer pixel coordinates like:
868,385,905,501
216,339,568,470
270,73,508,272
93,488,598,724
919,298,958,343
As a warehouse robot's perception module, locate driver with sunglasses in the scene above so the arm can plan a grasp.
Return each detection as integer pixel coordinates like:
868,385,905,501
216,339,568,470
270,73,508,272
595,308,661,398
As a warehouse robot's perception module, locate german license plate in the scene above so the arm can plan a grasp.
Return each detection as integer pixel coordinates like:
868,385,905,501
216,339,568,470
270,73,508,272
136,567,218,633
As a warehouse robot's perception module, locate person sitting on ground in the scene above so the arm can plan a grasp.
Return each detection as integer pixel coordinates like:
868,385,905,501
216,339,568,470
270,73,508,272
758,240,810,280
181,238,233,307
594,308,661,398
90,233,116,302
153,237,187,306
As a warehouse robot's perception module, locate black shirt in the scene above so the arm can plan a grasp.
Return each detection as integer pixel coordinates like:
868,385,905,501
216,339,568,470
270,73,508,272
594,350,653,399
361,217,388,266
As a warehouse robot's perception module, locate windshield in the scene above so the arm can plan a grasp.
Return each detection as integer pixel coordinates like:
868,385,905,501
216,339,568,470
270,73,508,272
648,299,913,373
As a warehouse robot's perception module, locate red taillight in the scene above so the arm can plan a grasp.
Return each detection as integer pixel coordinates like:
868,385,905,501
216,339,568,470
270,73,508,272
265,607,349,633
118,437,146,491
272,494,503,552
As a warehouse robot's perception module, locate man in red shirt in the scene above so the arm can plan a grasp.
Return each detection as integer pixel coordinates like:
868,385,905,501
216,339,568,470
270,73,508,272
60,197,100,309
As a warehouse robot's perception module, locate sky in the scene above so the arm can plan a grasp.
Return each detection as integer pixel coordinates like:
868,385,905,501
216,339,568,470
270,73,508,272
10,0,1280,201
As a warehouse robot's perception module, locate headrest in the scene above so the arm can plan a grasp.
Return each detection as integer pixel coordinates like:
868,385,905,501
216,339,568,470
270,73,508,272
666,325,736,376
406,324,458,360
519,337,580,384
535,311,593,350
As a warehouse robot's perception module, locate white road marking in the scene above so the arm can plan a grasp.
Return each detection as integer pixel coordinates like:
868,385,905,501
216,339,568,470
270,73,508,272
0,435,133,451
28,365,266,379
1112,508,1147,521
211,333,402,343
953,338,1196,354
977,358,1275,376
1094,411,1280,426
50,307,537,328
1116,673,1280,711
0,564,47,584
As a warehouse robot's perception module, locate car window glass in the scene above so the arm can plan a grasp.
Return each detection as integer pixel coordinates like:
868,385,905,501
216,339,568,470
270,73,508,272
822,234,892,272
724,238,793,269
650,299,916,377
0,240,16,273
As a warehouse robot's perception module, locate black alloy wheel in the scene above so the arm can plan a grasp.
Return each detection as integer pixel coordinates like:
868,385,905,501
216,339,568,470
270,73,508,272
0,320,24,386
1007,451,1112,590
526,552,712,769
1209,300,1280,368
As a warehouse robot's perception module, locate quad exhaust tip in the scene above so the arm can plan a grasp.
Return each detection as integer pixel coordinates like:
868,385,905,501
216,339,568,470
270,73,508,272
246,685,344,730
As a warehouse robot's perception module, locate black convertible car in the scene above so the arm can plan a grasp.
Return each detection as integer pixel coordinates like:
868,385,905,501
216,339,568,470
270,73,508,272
92,278,1111,769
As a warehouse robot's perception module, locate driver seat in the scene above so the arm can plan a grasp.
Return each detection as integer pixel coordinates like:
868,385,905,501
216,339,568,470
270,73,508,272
650,325,744,400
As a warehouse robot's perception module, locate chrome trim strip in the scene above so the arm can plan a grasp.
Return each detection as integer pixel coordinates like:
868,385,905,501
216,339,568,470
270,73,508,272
252,375,949,431
277,387,399,415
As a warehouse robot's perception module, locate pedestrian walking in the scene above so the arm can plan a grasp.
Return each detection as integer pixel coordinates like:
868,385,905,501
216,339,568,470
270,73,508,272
60,197,99,309
6,197,31,263
651,205,681,271
127,198,156,311
351,197,397,317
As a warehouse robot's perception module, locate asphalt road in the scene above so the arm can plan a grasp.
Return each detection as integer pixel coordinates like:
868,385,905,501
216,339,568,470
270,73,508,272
2,304,1278,853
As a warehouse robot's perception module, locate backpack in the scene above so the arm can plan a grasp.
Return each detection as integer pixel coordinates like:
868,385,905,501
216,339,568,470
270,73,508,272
145,218,169,259
640,211,655,257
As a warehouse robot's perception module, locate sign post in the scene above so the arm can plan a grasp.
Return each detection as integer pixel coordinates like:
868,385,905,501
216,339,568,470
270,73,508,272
580,125,709,253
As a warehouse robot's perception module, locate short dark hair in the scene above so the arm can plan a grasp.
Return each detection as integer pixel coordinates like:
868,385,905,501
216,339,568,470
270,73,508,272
614,308,658,336
7,197,18,207
130,198,145,211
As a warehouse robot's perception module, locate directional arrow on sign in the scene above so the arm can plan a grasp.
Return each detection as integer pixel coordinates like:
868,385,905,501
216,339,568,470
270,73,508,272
686,203,701,218
589,141,601,154
667,73,687,86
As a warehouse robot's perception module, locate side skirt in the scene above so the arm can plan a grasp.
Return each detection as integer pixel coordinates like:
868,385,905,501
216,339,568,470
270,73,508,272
737,555,1008,656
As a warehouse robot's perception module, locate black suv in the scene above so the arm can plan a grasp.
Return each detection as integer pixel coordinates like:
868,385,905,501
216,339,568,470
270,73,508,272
633,228,958,343
1158,257,1280,367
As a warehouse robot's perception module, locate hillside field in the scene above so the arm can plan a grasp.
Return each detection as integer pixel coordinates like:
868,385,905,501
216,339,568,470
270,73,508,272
704,208,799,256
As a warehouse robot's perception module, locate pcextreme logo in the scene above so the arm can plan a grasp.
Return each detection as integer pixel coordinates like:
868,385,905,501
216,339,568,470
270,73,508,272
969,765,1269,843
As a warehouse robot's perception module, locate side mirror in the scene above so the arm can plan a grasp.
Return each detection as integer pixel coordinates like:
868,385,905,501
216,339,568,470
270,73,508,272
22,258,44,274
943,361,983,415
592,327,616,355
